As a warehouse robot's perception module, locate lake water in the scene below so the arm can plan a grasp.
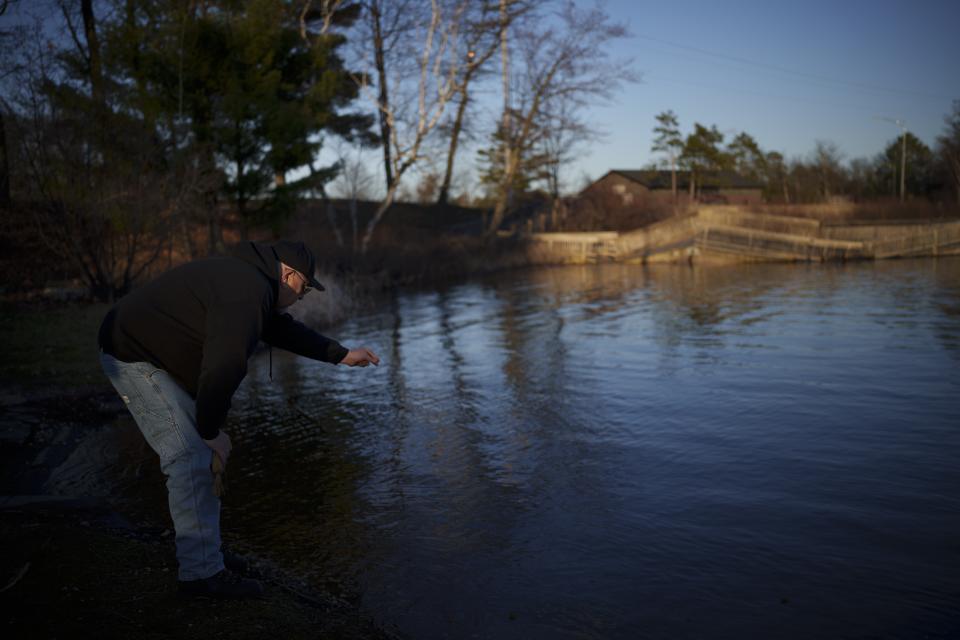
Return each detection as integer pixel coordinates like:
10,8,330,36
109,259,960,638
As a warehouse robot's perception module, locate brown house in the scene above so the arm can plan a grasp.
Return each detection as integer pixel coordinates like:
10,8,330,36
582,169,765,206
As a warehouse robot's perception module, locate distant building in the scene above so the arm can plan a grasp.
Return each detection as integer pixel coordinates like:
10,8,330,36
582,169,766,206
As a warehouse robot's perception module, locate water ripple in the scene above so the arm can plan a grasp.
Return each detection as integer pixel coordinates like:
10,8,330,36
81,258,960,639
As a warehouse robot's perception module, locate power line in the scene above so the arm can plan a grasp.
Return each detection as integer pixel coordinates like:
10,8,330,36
638,73,940,154
633,33,954,101
642,72,895,117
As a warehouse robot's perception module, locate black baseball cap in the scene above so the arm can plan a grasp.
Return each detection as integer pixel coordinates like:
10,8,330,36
272,240,325,291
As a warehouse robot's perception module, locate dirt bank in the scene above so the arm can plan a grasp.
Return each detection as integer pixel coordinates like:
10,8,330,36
0,301,398,639
0,505,398,640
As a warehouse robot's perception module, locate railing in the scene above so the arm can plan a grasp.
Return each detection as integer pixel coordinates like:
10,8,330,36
868,220,960,258
696,224,864,261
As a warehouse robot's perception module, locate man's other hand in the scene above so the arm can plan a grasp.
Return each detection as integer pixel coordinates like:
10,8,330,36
203,430,232,468
340,347,380,367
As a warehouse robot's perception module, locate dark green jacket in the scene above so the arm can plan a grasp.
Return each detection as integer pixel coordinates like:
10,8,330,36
98,241,347,439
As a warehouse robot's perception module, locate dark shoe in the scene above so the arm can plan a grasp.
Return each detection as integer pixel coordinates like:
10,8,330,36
178,569,264,599
222,546,251,575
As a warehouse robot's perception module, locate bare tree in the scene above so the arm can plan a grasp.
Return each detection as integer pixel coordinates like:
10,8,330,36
298,0,346,40
0,1,21,18
498,0,513,213
0,9,25,208
328,141,377,251
812,140,845,201
765,151,790,204
78,0,104,106
486,1,634,235
351,0,467,254
938,100,960,203
415,169,441,204
5,5,191,300
536,99,588,198
435,0,528,205
356,0,421,194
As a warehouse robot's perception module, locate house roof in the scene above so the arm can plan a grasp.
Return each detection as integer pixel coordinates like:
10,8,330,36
607,169,765,190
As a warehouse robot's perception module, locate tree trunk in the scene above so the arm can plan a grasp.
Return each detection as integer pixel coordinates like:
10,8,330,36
952,156,960,203
899,131,906,202
350,197,359,253
484,0,516,236
489,197,508,236
437,88,469,205
208,213,224,254
234,126,249,242
487,148,520,235
324,199,344,248
237,198,249,242
207,186,225,255
0,109,10,208
360,181,401,255
498,0,512,221
180,215,197,259
670,156,676,205
81,0,104,105
371,2,394,191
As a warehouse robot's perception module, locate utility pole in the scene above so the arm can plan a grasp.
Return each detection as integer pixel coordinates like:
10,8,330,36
877,116,907,202
899,123,906,202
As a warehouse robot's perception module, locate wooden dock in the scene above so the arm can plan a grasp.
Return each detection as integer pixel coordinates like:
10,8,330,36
520,206,960,265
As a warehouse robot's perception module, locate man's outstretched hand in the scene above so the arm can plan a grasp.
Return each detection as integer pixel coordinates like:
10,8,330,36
340,347,380,367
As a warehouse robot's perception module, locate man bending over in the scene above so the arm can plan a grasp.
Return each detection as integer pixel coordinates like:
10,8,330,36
98,240,379,599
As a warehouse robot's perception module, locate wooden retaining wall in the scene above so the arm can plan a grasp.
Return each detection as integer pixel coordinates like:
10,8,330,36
867,220,960,258
521,231,620,264
520,206,960,264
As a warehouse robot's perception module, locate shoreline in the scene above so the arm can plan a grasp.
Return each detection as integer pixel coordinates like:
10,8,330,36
0,382,399,639
1,505,396,639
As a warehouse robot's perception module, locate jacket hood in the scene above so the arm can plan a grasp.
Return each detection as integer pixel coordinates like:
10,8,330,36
231,241,281,305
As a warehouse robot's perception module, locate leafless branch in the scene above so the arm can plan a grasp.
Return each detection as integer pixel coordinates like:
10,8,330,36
352,0,468,254
486,0,635,233
300,0,344,41
57,0,88,66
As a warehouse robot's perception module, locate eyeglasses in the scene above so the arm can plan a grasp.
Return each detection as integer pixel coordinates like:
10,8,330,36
290,269,312,299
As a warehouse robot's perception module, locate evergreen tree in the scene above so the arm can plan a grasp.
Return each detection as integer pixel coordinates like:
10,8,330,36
764,151,790,203
680,123,727,199
727,132,765,181
106,0,374,239
877,132,936,198
477,110,550,204
7,0,173,300
651,110,682,200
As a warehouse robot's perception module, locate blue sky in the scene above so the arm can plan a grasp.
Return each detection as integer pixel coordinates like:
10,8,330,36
3,0,958,196
584,0,960,180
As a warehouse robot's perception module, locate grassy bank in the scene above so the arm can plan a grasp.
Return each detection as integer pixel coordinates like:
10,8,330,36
0,301,110,393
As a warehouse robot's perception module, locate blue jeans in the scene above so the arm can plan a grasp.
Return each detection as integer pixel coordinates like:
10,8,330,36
100,352,224,580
